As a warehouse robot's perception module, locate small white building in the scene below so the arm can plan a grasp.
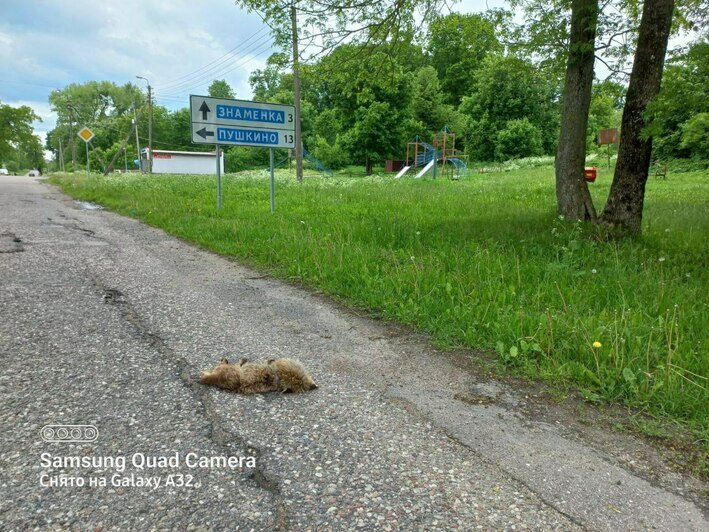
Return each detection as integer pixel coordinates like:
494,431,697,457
140,149,224,174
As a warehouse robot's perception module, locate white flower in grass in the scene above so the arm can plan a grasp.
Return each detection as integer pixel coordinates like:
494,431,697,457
658,257,665,262
416,231,421,236
410,256,415,261
591,269,597,274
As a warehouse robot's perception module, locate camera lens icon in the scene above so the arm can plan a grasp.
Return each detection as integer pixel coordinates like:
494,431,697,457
40,425,99,443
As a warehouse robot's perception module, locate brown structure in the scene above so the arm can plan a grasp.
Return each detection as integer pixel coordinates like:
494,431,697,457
598,128,619,169
385,160,405,172
432,127,456,177
598,128,619,145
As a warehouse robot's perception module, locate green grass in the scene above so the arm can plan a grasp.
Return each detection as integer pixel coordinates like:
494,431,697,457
50,166,708,438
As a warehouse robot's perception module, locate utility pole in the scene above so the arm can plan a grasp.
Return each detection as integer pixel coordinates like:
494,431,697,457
106,107,144,175
67,103,77,171
136,76,153,174
58,138,65,172
291,2,303,183
133,109,142,172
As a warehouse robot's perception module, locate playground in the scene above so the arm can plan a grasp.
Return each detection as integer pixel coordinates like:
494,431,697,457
398,126,469,179
267,125,470,180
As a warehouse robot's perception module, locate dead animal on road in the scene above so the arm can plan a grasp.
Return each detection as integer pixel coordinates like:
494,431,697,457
200,357,318,394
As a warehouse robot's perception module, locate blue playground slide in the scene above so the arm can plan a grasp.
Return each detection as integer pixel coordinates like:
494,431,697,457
411,142,468,176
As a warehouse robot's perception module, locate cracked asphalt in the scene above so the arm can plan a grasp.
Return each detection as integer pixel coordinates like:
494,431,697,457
1,174,706,530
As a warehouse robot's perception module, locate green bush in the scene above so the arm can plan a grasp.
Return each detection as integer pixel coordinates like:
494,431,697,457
224,146,274,173
495,118,543,161
311,135,350,170
681,113,709,159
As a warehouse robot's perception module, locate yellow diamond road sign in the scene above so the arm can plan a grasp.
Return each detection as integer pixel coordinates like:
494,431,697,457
77,127,94,143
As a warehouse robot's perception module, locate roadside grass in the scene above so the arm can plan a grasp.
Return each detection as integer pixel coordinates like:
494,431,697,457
50,166,708,441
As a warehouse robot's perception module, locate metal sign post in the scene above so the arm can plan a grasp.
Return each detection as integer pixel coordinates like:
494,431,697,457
190,95,296,212
77,127,94,177
269,148,275,213
216,144,222,210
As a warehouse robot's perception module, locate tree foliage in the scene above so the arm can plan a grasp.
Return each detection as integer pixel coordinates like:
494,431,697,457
235,0,445,61
309,45,417,173
426,13,501,105
645,41,709,160
495,118,544,161
459,55,559,161
679,113,709,159
0,101,41,166
208,79,236,98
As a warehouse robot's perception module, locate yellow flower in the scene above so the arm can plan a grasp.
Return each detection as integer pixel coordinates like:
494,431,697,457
592,341,602,348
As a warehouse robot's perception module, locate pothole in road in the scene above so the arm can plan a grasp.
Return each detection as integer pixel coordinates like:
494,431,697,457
103,288,126,305
453,391,498,406
0,232,24,253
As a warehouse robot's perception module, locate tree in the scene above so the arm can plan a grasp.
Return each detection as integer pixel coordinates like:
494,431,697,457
495,118,544,161
600,0,675,233
250,53,291,101
410,66,466,140
459,55,558,161
426,13,501,106
0,102,40,164
644,41,709,160
208,79,235,98
312,45,416,174
47,81,144,169
235,0,449,181
22,135,46,173
555,0,599,221
680,113,709,159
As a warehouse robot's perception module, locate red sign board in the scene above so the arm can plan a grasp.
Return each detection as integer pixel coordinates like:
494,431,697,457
598,128,618,145
153,153,172,159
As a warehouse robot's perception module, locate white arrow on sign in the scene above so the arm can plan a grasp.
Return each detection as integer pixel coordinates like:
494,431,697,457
189,95,295,132
191,123,295,149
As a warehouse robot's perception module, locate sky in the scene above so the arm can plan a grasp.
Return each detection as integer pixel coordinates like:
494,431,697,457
0,0,504,151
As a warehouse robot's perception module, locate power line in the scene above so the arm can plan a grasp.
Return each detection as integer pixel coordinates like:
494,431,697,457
156,40,277,98
157,27,267,88
156,36,275,96
156,29,271,91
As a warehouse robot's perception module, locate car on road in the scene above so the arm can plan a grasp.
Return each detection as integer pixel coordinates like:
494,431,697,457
0,168,8,176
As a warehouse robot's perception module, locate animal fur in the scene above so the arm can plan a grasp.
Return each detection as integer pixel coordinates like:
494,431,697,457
200,357,318,394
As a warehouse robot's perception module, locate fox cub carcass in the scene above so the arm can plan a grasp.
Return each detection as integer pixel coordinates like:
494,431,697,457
200,357,318,394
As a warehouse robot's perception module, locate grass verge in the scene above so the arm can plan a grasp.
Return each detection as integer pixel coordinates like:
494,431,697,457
49,166,708,444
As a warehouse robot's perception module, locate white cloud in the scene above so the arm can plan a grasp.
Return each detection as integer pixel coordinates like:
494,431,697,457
0,0,275,109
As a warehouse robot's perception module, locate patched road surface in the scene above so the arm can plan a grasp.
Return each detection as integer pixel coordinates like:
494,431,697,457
1,174,706,530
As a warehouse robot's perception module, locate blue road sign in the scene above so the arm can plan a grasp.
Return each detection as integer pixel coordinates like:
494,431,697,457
190,95,295,132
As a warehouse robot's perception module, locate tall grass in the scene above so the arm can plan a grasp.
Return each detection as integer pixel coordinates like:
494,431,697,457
51,166,708,435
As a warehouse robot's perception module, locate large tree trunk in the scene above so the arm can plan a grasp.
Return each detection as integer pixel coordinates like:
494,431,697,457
600,0,674,234
555,0,599,221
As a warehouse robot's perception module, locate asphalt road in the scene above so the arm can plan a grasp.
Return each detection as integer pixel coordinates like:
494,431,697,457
1,174,706,530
